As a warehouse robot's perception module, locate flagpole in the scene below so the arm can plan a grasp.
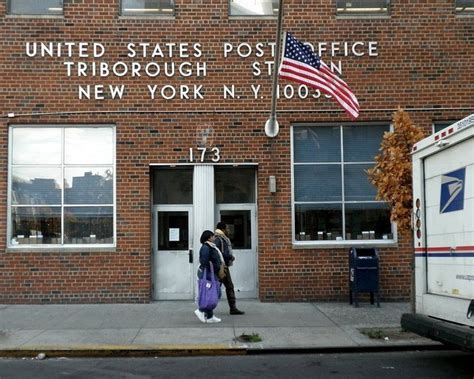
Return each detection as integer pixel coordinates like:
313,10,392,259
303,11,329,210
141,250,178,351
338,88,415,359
265,0,284,138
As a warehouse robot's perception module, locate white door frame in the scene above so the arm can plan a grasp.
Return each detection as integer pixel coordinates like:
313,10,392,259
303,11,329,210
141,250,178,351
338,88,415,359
152,204,194,300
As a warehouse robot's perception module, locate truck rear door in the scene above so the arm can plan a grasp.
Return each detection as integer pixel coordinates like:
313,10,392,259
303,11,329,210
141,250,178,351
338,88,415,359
423,136,474,301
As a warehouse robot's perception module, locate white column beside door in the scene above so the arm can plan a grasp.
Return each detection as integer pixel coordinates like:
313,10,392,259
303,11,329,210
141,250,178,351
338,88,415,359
193,165,215,275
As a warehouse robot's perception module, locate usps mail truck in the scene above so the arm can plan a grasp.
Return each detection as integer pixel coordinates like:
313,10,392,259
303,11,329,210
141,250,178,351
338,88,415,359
401,114,474,350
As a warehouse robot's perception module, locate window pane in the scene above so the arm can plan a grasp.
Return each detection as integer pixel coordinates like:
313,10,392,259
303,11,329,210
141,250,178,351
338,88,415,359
336,0,389,14
344,164,377,201
64,206,113,244
294,126,341,163
215,167,255,204
65,127,114,165
294,165,342,202
295,204,343,241
158,211,189,250
219,210,251,249
343,125,388,162
11,207,61,245
345,203,392,240
9,126,115,247
12,128,61,165
65,168,113,205
153,168,193,204
121,0,175,15
9,0,62,15
293,124,392,243
12,168,62,205
433,121,456,134
229,0,278,16
456,0,474,13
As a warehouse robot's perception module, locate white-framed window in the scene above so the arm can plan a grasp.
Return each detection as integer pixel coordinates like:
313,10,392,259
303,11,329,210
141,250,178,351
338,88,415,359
456,0,474,14
292,124,394,245
336,0,389,16
121,0,175,16
8,125,116,248
7,0,63,15
229,0,279,16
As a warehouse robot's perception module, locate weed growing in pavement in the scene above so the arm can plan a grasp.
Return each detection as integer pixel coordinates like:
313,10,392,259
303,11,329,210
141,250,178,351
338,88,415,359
236,333,262,343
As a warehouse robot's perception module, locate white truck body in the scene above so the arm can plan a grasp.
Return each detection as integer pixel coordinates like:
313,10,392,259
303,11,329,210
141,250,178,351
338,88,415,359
402,114,474,350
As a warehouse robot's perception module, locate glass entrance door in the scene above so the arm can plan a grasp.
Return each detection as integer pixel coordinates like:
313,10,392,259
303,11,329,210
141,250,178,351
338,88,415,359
216,205,257,298
153,205,194,300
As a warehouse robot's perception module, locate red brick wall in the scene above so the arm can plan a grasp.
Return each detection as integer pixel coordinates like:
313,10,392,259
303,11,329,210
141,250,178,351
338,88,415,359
0,1,472,303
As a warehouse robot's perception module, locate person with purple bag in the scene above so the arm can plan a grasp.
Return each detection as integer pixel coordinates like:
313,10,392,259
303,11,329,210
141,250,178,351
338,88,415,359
194,230,224,323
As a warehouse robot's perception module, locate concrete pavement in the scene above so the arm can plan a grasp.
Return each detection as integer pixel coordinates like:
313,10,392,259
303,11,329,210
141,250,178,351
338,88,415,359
0,300,440,357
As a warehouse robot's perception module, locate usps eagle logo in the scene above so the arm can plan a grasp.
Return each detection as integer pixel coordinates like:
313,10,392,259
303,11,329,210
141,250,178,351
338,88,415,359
440,168,466,213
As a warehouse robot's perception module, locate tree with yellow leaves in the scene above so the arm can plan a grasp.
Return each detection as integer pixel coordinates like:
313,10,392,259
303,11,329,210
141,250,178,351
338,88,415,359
367,109,425,231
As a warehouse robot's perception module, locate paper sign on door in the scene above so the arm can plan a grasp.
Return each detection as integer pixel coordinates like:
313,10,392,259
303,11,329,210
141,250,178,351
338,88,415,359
169,228,180,242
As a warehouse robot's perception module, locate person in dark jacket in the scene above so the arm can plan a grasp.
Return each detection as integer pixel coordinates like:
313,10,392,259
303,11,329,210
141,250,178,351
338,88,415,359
214,222,245,315
194,230,223,323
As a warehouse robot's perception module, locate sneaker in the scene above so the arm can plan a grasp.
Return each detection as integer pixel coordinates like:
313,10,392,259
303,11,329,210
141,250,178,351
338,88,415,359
230,308,245,315
206,315,221,323
194,309,206,323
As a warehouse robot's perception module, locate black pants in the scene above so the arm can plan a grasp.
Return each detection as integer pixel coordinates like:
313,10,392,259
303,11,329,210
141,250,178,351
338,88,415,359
220,266,237,310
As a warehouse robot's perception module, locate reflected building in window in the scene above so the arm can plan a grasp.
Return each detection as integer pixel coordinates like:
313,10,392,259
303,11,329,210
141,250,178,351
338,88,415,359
65,171,113,205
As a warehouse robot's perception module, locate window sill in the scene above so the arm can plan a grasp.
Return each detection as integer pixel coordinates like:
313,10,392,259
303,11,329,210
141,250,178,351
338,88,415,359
335,14,390,20
292,239,397,249
228,15,277,20
6,246,116,253
118,15,175,20
5,14,64,19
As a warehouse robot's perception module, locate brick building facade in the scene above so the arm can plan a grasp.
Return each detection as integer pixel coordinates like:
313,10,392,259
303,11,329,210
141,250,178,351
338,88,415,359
0,1,473,303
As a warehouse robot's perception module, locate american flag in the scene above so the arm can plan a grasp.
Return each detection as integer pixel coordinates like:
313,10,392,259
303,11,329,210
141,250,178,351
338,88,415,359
279,32,360,119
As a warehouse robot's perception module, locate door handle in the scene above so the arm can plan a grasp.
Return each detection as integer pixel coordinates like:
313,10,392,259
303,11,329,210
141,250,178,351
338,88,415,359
189,249,193,263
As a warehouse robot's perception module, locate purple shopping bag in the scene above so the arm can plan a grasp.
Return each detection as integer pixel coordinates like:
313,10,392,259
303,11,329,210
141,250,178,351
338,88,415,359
197,265,219,311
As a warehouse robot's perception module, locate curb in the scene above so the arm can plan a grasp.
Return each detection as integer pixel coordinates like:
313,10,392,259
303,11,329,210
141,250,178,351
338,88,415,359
0,344,246,358
0,343,446,358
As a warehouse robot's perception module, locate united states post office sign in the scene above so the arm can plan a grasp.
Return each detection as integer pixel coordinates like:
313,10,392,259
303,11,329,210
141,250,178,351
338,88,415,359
24,40,378,101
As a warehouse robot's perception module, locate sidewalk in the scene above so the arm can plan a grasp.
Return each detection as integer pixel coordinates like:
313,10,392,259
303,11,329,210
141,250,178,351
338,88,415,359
0,300,439,357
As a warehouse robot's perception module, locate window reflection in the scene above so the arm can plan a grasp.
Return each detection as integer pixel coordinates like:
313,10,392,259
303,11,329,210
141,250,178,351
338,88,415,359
293,126,340,163
64,168,113,205
456,0,474,14
65,128,114,165
121,0,175,16
344,164,377,201
229,0,278,16
12,168,62,205
9,126,115,247
8,0,63,15
294,165,342,202
12,128,61,165
336,0,389,15
343,125,387,162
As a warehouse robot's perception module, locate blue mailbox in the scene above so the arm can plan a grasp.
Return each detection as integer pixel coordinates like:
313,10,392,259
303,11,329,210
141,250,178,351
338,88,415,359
349,247,380,307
